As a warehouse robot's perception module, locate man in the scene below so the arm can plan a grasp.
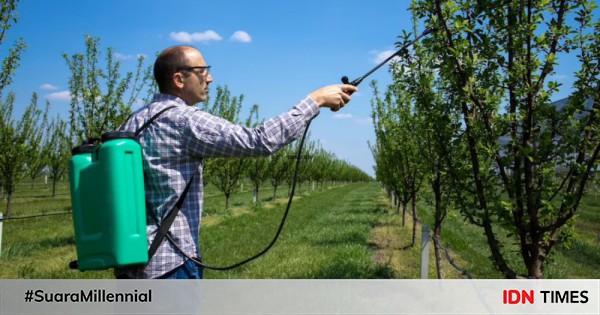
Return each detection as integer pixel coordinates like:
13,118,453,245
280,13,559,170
118,45,357,279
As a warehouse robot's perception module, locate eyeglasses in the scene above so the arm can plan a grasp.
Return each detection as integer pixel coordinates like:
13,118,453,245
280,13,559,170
177,65,211,76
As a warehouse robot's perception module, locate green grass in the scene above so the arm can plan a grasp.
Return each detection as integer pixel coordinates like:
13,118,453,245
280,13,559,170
4,181,71,217
0,178,598,279
201,183,388,278
416,190,600,279
544,193,600,279
1,179,390,279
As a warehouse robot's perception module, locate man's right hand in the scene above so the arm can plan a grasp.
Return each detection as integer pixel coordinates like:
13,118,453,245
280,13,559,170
308,84,358,112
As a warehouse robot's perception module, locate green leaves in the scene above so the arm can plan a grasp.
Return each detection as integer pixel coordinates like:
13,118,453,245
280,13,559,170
46,116,70,197
64,35,153,143
375,0,600,278
0,0,25,99
0,92,44,216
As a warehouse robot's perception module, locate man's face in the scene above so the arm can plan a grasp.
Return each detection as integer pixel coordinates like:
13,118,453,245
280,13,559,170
178,49,213,105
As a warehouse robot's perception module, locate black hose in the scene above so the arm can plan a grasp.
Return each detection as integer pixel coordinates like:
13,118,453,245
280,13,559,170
168,121,312,270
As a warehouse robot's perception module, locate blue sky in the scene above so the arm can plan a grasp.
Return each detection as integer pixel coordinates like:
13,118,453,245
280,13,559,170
2,0,588,177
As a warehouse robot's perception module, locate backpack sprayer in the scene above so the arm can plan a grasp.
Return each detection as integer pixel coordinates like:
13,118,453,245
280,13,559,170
68,27,434,272
69,133,148,270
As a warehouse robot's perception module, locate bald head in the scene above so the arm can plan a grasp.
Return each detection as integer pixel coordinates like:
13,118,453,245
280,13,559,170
153,45,213,105
153,45,197,93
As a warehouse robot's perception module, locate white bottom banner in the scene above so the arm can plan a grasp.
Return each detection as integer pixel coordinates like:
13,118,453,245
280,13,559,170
1,279,598,314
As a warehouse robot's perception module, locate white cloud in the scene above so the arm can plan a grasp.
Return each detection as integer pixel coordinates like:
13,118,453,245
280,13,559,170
169,30,222,43
114,52,134,60
333,113,353,119
113,52,147,60
372,49,400,64
46,91,71,101
170,32,193,43
39,84,59,91
230,31,252,43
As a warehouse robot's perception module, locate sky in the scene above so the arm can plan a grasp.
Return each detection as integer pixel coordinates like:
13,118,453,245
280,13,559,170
1,0,588,177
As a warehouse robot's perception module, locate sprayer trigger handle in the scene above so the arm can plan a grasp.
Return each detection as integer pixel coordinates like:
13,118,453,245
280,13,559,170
340,76,356,96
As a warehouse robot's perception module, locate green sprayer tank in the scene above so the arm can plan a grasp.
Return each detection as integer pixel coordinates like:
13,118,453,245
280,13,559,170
69,131,148,271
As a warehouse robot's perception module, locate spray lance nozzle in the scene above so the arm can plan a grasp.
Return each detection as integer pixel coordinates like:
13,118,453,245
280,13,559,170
340,27,435,93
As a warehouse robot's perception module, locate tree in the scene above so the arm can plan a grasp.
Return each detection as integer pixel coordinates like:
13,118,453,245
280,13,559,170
247,156,269,203
64,35,153,144
285,137,316,195
371,78,426,246
0,93,43,217
46,116,70,197
244,106,270,204
205,86,254,209
0,0,25,100
309,145,335,190
0,0,25,198
411,0,600,278
392,14,469,278
26,96,50,188
267,145,293,198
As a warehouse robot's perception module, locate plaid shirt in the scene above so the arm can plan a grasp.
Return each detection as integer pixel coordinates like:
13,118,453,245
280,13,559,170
117,93,319,278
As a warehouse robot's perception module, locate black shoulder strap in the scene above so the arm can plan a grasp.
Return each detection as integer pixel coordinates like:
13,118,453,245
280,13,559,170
134,105,177,137
130,105,196,261
147,172,196,260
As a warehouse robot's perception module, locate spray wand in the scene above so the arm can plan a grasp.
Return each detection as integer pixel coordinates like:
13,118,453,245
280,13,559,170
341,27,435,88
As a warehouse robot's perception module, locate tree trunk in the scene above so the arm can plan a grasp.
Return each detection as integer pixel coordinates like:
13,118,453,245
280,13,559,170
52,177,58,197
253,187,259,203
411,194,418,247
401,203,406,227
273,185,278,199
225,193,230,209
433,230,445,279
432,174,445,279
526,245,545,279
5,193,13,218
482,220,517,278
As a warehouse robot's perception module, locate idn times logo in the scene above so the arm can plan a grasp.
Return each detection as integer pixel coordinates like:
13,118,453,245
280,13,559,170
503,290,589,304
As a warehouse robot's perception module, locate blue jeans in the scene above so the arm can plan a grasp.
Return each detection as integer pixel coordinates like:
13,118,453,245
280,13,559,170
159,259,204,279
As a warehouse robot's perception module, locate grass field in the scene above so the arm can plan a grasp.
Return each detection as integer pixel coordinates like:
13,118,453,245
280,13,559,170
416,190,600,279
0,178,598,279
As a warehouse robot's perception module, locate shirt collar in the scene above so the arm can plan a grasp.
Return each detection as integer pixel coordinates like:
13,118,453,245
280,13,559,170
152,93,187,106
